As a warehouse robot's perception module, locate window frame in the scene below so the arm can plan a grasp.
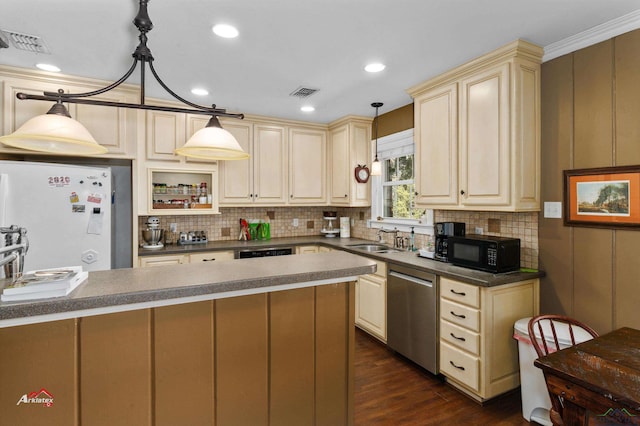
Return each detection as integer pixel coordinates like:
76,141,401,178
370,129,433,234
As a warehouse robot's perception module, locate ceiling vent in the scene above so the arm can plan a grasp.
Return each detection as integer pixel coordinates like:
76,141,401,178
0,30,50,53
289,86,319,98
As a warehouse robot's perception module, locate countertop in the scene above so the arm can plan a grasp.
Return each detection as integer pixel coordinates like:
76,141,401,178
0,251,376,327
139,235,545,287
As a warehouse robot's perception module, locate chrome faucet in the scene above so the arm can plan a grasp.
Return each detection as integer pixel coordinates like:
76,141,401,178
0,225,29,282
377,227,400,247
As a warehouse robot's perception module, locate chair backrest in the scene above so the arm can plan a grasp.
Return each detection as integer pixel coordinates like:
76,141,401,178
527,314,599,358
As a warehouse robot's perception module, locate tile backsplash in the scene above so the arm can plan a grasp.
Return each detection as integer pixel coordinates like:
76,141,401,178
139,208,539,269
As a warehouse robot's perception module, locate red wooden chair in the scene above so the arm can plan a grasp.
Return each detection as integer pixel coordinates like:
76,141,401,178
528,315,599,426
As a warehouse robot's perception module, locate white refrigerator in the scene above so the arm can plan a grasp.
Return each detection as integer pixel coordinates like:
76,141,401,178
0,160,112,275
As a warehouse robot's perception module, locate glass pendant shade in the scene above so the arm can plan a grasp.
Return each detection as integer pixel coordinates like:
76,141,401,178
174,116,249,160
371,158,382,176
0,104,107,155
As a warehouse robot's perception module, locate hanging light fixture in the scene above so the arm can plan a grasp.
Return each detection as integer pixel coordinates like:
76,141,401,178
370,102,383,176
0,0,248,160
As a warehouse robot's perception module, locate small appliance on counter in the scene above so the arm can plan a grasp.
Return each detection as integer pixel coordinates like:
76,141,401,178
321,211,339,238
339,217,350,238
434,222,465,262
141,216,163,249
447,234,521,273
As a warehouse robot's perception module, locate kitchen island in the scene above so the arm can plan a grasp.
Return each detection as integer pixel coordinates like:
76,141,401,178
0,252,376,426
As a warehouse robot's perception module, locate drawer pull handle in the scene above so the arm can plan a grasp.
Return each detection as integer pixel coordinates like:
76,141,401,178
202,258,216,261
450,333,466,342
449,361,465,371
450,311,466,319
450,289,466,296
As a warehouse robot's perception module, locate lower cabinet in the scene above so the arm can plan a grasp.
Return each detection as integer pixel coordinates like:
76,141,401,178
138,254,187,267
355,258,387,342
438,277,539,401
296,245,320,254
138,250,235,267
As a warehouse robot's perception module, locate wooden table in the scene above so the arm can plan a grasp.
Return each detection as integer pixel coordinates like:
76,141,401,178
534,327,640,426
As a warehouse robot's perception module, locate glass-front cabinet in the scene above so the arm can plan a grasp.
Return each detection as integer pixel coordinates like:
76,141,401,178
146,168,218,215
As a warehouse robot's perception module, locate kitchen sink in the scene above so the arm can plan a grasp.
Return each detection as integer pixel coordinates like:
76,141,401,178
347,243,400,254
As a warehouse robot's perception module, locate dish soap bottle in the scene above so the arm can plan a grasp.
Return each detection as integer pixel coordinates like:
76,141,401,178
410,227,416,252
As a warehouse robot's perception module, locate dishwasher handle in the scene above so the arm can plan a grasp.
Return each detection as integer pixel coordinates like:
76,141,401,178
389,270,433,287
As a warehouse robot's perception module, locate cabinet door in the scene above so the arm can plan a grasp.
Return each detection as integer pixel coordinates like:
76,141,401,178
459,63,510,206
253,124,287,204
289,127,326,204
415,83,458,206
218,121,253,204
355,274,387,341
146,109,185,161
184,114,217,164
138,255,187,267
329,125,350,204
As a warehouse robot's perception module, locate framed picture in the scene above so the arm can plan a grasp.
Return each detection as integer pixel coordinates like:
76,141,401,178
564,165,640,229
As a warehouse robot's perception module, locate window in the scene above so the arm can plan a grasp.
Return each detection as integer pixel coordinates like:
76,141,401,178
371,129,432,233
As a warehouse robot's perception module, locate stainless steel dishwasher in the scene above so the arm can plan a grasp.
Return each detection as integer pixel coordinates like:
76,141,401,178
387,264,438,374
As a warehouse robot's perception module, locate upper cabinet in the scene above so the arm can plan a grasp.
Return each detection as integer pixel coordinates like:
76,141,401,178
289,126,326,204
408,39,542,212
0,69,138,158
328,116,372,207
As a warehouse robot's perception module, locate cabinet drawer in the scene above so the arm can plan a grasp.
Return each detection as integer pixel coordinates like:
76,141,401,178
440,320,480,355
440,299,480,332
440,341,480,391
440,277,480,308
189,251,235,262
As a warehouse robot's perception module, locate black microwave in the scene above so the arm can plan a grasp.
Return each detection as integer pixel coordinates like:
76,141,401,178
447,235,520,273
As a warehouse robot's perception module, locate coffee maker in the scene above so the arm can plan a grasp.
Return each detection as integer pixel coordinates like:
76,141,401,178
435,222,465,262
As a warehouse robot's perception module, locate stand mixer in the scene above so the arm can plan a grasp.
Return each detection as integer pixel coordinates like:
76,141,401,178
141,216,164,249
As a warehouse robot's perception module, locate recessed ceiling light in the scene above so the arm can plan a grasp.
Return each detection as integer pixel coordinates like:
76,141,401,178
365,63,385,73
300,106,315,112
191,88,209,96
36,63,60,72
212,24,239,39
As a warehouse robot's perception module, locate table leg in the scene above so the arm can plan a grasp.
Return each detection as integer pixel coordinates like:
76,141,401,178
562,399,588,426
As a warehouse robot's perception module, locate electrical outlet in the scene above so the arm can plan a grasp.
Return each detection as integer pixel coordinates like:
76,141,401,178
293,218,299,227
474,227,483,235
170,223,177,232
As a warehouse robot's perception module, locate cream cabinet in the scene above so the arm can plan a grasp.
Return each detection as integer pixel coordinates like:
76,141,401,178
355,258,387,342
219,123,287,205
189,250,235,262
438,276,539,401
408,39,542,212
1,70,138,158
288,126,327,204
138,254,188,267
296,245,319,254
328,116,372,206
141,168,218,215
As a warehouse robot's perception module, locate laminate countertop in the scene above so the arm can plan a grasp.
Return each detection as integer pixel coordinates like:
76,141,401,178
139,235,545,287
0,251,376,327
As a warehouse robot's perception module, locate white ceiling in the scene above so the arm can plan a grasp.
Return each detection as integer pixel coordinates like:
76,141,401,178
2,1,640,124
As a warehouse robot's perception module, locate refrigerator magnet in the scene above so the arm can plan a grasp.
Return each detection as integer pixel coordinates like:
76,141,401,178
87,193,102,204
69,192,80,203
72,204,86,213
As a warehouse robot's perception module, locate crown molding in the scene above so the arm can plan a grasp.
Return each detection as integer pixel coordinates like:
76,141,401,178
543,9,640,62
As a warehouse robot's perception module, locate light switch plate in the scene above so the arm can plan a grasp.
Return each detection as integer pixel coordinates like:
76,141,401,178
544,202,562,218
292,218,299,227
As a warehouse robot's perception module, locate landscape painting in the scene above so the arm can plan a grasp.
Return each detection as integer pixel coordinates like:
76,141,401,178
564,166,640,229
576,180,629,216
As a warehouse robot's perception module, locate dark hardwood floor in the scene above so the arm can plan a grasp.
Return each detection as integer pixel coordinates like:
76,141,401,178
354,328,534,425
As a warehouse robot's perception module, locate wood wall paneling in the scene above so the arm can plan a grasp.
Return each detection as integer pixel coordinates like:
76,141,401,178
539,55,574,315
573,40,613,168
0,319,78,426
79,310,152,426
614,30,640,165
215,294,269,426
153,302,214,426
614,231,640,329
269,288,316,426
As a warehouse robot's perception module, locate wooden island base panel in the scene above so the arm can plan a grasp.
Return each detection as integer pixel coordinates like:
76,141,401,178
0,281,355,426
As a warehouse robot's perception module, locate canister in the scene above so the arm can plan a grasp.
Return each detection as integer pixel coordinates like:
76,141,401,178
339,217,350,238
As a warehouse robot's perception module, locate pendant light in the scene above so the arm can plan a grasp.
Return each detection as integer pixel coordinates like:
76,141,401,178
0,0,247,160
370,102,383,176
